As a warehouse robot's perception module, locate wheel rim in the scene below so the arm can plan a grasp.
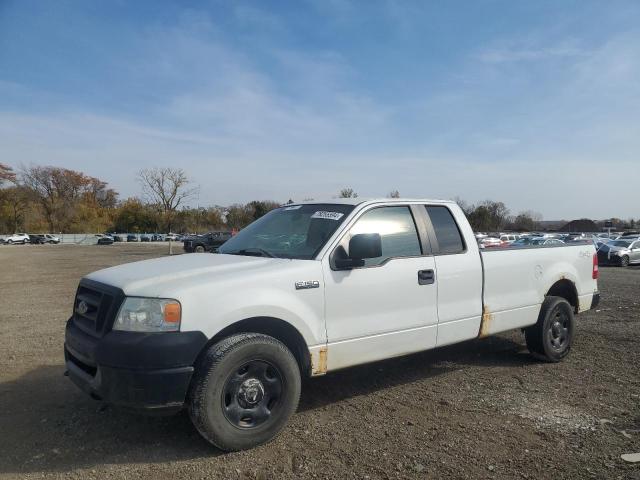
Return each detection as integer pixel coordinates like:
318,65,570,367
547,307,570,351
621,256,629,266
221,360,283,429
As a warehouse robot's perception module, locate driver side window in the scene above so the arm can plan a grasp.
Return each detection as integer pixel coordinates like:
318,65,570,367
338,206,422,267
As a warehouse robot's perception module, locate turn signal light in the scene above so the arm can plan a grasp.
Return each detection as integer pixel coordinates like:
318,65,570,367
592,253,599,280
164,302,181,323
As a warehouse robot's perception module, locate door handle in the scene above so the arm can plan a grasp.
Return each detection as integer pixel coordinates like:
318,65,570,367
418,269,435,285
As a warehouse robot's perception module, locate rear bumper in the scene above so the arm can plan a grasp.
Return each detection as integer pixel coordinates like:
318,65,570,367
590,292,600,310
64,318,208,413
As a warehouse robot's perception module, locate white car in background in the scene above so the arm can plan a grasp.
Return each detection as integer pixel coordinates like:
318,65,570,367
480,237,503,248
499,234,519,243
5,233,30,244
44,234,60,244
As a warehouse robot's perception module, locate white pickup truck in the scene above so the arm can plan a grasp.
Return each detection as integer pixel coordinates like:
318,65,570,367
64,198,600,451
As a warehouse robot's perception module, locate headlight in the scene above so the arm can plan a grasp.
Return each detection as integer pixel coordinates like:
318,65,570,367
113,297,181,332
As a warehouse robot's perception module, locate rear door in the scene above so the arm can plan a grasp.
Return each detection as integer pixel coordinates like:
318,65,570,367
631,241,640,263
419,205,483,346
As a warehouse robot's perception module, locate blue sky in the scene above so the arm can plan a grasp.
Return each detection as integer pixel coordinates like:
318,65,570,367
1,0,639,219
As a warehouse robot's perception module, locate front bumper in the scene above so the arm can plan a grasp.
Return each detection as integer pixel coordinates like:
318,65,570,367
64,318,208,413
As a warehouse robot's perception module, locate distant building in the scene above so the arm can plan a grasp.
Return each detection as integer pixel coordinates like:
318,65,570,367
558,219,598,232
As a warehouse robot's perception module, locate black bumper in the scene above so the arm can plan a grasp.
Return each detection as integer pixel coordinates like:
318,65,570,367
64,318,208,413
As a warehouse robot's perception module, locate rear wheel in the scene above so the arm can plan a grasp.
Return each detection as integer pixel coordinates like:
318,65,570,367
620,255,630,267
194,245,205,253
188,333,301,451
7,240,13,244
525,296,574,362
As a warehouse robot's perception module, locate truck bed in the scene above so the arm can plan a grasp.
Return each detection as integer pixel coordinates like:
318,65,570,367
479,243,598,336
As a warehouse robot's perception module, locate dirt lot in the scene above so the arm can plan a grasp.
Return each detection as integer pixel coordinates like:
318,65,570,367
1,243,639,479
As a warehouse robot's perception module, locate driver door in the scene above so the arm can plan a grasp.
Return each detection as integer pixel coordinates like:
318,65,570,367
322,205,438,371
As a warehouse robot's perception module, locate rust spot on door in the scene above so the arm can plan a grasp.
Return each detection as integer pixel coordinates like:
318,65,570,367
478,306,493,338
311,347,328,375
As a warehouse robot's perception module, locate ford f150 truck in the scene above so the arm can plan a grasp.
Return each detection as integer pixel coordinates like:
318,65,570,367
64,198,600,451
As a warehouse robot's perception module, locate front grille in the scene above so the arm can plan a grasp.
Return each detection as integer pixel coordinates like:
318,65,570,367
72,281,123,338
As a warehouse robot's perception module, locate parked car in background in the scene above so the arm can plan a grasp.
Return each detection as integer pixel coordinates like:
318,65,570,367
597,239,640,267
183,231,233,253
5,233,30,244
96,235,114,245
479,237,503,248
42,234,60,244
140,235,151,242
499,234,519,243
127,234,138,242
150,234,163,241
531,238,565,246
511,237,565,247
112,235,123,242
165,233,179,241
28,234,47,244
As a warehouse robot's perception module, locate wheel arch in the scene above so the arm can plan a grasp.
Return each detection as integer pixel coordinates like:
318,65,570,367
195,317,312,377
545,279,579,313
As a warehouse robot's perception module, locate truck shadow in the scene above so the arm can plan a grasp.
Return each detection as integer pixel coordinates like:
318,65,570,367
0,335,531,474
299,333,532,412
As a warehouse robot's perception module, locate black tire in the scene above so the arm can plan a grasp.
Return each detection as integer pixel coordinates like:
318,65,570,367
194,245,205,253
525,296,575,362
188,333,301,451
620,255,630,267
7,240,12,244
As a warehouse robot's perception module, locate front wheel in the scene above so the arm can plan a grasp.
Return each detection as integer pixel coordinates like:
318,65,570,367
194,245,205,253
188,333,301,451
620,255,630,267
525,296,575,362
7,240,13,244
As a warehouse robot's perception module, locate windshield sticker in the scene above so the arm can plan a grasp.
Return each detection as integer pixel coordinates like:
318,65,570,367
284,205,302,210
311,211,344,221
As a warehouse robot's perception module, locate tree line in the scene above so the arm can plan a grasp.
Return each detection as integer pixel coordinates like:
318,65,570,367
0,163,637,234
0,163,282,234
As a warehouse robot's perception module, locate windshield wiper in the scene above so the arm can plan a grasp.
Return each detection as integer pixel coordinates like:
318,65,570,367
227,248,276,258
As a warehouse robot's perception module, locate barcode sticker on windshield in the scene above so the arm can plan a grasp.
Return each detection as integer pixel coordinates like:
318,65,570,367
311,211,344,221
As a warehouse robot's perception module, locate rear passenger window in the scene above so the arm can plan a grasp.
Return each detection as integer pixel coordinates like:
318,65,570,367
343,206,422,266
425,206,465,254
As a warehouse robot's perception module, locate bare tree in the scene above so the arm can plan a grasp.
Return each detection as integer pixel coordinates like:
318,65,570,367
387,190,400,198
339,187,358,198
138,167,199,231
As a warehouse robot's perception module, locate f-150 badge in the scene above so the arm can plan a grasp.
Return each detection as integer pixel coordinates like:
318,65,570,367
295,280,320,290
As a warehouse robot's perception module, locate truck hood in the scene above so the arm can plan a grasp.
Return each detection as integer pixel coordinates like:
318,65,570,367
85,253,294,297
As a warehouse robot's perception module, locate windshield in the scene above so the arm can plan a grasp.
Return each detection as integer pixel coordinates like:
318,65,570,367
218,204,355,259
610,240,631,247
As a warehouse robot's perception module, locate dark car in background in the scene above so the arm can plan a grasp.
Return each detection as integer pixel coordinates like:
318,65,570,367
28,234,47,244
183,231,233,253
140,235,151,242
126,234,138,242
96,235,114,245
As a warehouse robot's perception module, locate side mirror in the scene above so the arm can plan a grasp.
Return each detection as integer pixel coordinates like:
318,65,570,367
334,233,382,270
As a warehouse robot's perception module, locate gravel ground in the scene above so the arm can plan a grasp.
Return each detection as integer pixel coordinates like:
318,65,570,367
1,243,639,479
